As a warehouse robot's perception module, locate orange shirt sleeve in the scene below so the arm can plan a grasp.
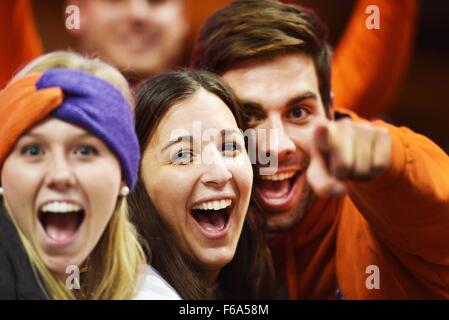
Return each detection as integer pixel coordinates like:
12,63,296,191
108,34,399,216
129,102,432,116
0,0,43,88
332,0,419,118
348,121,449,266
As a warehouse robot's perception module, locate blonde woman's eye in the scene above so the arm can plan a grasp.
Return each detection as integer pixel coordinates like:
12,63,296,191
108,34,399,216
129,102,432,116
74,145,98,156
21,144,44,157
171,150,194,165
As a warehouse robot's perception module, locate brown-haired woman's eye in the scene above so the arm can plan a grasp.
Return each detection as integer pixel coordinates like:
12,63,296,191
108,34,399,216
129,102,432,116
222,142,242,157
171,149,194,165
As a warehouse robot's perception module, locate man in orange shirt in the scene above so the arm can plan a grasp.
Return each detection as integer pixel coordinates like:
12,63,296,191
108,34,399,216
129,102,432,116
65,0,189,85
193,0,449,299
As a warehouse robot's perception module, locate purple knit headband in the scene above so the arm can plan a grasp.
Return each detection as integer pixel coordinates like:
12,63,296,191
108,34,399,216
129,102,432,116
36,69,140,189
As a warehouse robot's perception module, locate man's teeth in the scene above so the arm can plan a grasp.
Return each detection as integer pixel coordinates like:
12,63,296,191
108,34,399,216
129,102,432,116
192,199,232,211
260,170,297,181
41,201,82,214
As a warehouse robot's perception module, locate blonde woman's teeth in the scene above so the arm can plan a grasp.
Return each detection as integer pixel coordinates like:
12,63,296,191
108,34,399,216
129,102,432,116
41,201,82,214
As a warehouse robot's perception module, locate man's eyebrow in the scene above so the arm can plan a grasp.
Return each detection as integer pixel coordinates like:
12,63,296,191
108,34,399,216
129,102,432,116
239,92,317,112
287,91,318,107
161,135,192,152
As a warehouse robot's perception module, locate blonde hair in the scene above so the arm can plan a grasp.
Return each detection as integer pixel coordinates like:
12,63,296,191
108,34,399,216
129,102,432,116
12,51,134,105
5,51,145,299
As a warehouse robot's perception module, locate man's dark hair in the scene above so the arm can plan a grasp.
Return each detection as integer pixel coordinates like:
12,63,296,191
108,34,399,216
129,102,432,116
192,0,332,109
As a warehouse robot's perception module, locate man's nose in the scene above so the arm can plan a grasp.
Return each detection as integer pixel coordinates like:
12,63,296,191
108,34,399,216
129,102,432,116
259,114,296,160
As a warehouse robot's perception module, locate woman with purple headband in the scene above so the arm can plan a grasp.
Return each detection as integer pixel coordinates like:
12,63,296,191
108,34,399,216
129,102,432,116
0,52,180,299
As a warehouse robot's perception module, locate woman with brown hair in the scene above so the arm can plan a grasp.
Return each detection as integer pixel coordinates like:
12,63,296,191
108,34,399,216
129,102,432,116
129,70,274,299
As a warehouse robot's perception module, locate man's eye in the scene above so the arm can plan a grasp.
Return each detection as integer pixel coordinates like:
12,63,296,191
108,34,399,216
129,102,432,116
171,150,194,165
287,106,310,121
222,142,242,156
74,145,98,156
21,144,44,157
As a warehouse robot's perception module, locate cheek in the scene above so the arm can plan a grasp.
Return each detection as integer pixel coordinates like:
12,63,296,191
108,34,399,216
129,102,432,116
157,5,184,24
146,169,193,226
83,6,122,40
286,124,313,140
77,161,122,218
88,3,121,24
1,160,41,237
2,157,40,191
157,6,187,39
229,156,254,201
285,123,316,153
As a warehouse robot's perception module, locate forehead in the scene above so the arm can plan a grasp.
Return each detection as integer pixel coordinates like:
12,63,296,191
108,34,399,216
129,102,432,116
83,0,185,12
222,53,320,108
154,89,239,142
25,118,88,137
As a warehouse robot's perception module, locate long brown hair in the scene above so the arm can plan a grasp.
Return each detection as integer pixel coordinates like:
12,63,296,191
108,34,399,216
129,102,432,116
128,70,274,299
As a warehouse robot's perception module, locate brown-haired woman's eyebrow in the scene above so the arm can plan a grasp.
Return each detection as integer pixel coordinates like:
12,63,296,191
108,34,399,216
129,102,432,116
220,128,244,139
161,135,192,152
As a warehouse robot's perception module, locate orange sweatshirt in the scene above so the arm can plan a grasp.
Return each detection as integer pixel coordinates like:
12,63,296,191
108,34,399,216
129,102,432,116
0,0,42,88
332,0,418,118
269,111,449,299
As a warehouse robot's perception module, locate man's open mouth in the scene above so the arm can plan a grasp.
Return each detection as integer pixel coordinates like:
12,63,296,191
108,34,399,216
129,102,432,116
190,199,233,239
256,169,304,210
38,201,85,246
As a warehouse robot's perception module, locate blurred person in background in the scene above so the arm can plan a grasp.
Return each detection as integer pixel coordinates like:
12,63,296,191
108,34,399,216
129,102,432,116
65,0,189,85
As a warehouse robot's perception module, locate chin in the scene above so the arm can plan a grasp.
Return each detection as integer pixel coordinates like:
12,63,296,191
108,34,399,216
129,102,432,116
41,254,79,277
257,183,314,232
198,248,235,271
265,211,301,232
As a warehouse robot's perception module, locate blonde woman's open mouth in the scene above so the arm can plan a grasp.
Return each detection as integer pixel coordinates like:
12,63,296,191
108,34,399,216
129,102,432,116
37,200,85,249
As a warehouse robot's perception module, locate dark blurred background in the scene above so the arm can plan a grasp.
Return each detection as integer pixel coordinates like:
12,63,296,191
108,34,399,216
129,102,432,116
33,0,449,152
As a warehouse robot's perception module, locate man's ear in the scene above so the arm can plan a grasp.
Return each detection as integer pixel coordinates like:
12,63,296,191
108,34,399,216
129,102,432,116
326,91,335,120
